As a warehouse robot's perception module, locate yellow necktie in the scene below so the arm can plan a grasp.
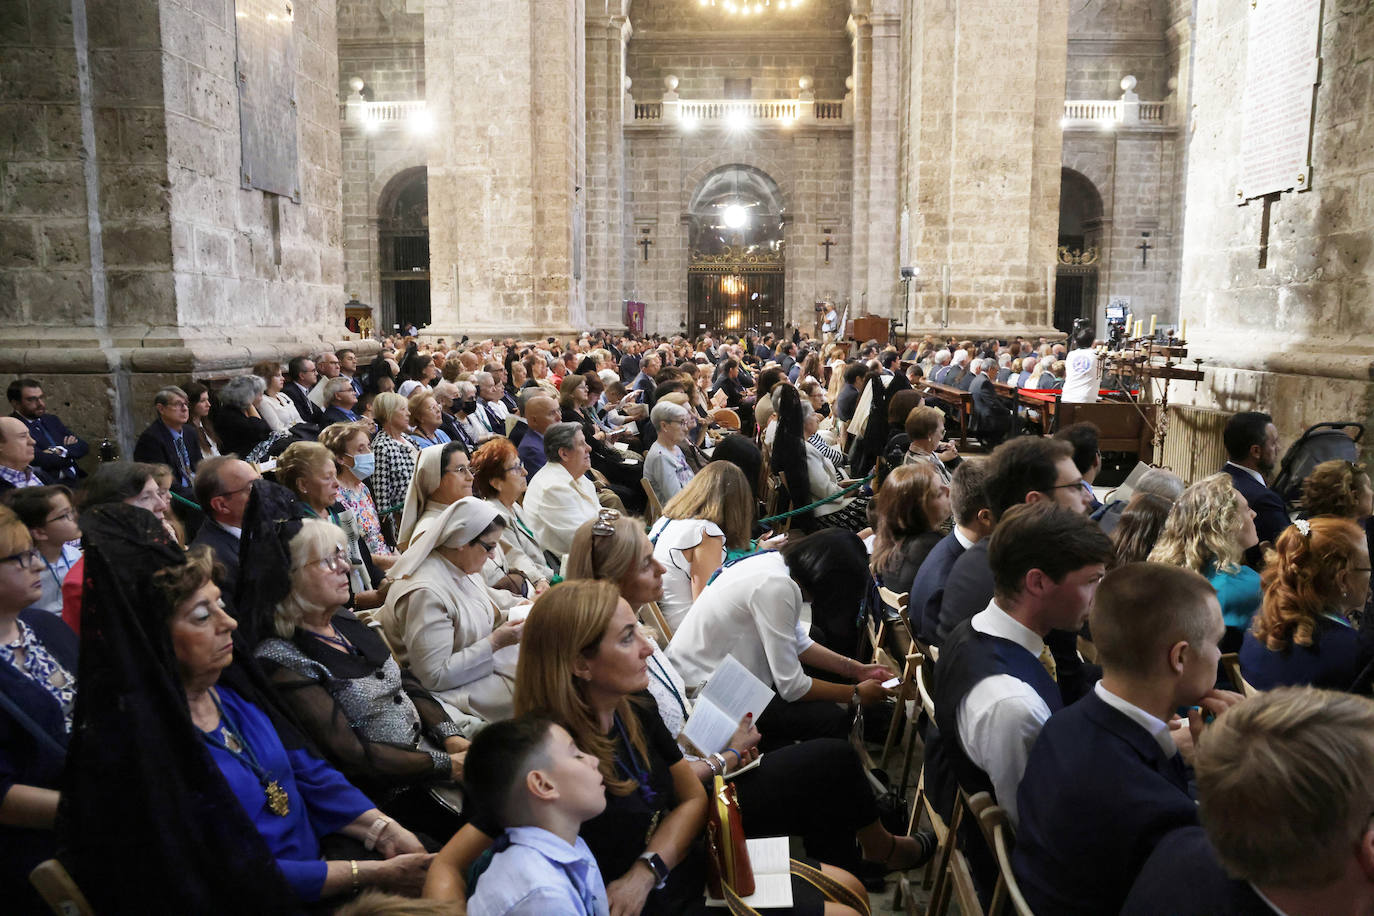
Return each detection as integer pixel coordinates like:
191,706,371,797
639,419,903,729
1038,644,1058,683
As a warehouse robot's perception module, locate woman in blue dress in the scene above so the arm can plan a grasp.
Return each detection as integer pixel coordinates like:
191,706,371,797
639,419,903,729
1240,518,1374,693
59,504,434,912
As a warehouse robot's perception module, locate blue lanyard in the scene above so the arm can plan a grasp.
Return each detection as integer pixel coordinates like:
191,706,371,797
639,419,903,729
612,713,659,809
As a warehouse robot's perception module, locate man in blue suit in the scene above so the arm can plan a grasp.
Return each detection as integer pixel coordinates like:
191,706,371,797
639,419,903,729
1013,562,1242,916
910,461,992,644
8,378,88,481
1221,410,1288,566
132,386,202,499
1123,686,1374,916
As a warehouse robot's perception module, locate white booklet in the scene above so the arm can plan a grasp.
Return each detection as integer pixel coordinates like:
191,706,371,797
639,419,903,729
706,836,793,909
680,655,775,757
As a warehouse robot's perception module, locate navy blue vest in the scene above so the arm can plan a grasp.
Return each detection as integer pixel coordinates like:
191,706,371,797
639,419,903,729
928,616,1062,816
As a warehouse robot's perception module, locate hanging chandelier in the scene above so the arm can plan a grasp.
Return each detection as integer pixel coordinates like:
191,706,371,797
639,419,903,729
700,0,805,14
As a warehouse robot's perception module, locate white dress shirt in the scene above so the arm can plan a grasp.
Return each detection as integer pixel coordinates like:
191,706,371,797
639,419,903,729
1224,461,1266,487
1092,682,1178,759
668,552,816,702
522,461,600,558
956,599,1055,827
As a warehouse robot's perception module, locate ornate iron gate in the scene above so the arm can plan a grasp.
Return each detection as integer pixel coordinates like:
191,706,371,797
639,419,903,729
687,248,784,339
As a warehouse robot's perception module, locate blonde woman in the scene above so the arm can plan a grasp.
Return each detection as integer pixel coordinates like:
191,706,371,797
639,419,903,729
370,392,420,526
317,421,395,567
647,462,754,631
1149,472,1261,650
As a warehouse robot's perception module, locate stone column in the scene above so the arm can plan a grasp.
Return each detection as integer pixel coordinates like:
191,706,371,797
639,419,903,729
0,0,356,453
849,1,903,323
901,0,1068,338
583,5,630,332
424,0,586,339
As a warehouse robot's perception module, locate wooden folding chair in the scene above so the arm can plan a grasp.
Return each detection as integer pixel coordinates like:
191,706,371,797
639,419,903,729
1077,634,1098,664
1220,652,1257,696
30,859,94,916
711,407,741,429
974,798,1036,916
881,649,923,771
638,600,674,648
641,478,663,524
924,789,987,916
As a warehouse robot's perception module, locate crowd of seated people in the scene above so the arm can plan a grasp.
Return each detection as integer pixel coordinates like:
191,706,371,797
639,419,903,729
7,328,1374,915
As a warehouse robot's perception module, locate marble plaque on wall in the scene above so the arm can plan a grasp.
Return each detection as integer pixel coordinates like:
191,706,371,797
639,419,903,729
1238,0,1322,202
235,0,300,201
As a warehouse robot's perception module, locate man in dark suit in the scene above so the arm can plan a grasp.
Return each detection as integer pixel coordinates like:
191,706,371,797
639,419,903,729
968,358,1011,447
320,377,363,426
1124,687,1374,916
631,352,660,406
1221,410,1288,565
7,378,88,481
132,386,202,499
189,457,258,610
283,355,324,425
911,462,993,644
1013,562,1240,916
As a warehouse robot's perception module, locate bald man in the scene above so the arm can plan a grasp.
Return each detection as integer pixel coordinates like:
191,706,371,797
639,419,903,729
517,396,562,475
0,416,45,493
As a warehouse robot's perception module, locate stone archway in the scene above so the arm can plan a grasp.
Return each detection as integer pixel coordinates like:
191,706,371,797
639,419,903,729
376,167,430,334
1055,168,1106,333
686,165,787,338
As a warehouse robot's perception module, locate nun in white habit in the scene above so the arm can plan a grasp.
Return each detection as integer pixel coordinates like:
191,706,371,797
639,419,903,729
378,497,527,722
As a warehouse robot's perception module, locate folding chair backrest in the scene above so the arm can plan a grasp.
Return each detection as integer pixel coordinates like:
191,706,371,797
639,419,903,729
641,478,663,524
917,653,937,720
639,601,674,648
1220,652,1257,697
30,859,95,916
977,801,1036,916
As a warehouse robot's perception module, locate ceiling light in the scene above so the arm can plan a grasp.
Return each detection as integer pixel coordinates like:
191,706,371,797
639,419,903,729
723,204,748,228
726,108,749,131
408,109,435,135
680,114,697,131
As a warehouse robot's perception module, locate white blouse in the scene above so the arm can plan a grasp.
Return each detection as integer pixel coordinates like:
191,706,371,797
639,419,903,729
647,517,726,632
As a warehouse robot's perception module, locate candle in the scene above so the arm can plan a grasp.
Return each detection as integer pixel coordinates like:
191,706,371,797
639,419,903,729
1149,314,1157,335
1181,318,1188,340
1134,320,1142,338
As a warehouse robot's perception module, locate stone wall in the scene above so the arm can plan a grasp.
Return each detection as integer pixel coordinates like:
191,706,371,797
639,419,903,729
0,0,354,452
1174,0,1374,449
623,126,853,337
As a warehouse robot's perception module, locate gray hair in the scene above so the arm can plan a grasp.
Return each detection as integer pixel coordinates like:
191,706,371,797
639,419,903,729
473,371,495,391
154,385,188,407
517,387,546,409
1135,468,1187,502
543,421,583,462
934,349,951,365
649,400,688,431
454,380,476,400
1023,355,1039,371
981,357,996,372
219,374,265,410
323,376,353,401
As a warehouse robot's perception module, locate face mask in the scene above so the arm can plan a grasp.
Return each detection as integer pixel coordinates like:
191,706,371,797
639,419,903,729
461,399,478,414
350,452,375,480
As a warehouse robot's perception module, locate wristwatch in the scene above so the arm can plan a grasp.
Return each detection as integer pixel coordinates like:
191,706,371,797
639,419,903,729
637,851,670,889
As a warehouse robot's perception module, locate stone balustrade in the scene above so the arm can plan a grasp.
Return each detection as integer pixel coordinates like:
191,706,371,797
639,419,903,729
630,96,849,126
1061,75,1170,130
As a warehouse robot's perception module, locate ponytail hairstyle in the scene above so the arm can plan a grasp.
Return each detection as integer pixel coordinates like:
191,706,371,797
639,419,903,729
1252,517,1366,650
768,384,811,513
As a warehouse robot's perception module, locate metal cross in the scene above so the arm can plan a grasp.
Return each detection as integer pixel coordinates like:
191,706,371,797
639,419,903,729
820,237,835,263
1137,236,1153,268
638,237,654,262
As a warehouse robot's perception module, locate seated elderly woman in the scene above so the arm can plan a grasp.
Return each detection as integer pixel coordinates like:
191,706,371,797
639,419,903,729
902,405,959,486
243,510,475,840
370,392,421,531
646,462,754,632
276,441,385,609
318,421,396,568
669,529,894,747
522,421,602,559
1239,517,1374,693
61,505,432,911
0,505,79,913
396,441,474,550
446,380,487,452
379,498,525,722
214,374,273,458
1107,491,1176,568
770,385,872,533
871,462,950,594
252,359,305,431
644,400,696,506
406,389,451,450
470,437,556,594
1149,472,1261,652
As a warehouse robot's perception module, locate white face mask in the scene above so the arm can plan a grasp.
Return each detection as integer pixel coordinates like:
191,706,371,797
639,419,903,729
349,452,375,480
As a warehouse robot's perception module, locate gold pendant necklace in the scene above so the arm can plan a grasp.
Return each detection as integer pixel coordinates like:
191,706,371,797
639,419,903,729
265,780,291,817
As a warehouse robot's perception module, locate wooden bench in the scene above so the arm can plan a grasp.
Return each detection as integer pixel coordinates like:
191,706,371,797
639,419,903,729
918,381,973,448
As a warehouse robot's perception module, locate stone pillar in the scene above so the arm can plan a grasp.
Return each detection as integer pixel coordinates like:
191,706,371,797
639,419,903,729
424,0,586,338
849,2,903,324
901,0,1068,338
583,5,630,332
0,0,356,453
1174,0,1374,448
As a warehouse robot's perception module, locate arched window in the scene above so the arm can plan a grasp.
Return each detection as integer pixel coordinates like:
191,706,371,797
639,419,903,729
687,166,786,337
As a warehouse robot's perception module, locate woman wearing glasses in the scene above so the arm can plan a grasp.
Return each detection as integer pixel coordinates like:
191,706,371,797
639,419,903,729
470,438,556,594
396,442,474,551
644,400,696,507
379,498,526,722
248,516,475,839
0,504,79,914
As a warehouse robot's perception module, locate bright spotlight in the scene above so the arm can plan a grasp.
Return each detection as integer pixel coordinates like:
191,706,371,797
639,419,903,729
726,107,750,131
723,205,748,229
408,108,435,136
680,114,697,132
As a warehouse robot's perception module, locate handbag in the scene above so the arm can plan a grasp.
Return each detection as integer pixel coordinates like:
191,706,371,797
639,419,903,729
704,775,872,916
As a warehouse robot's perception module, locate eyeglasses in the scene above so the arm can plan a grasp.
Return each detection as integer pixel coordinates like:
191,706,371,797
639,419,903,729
1,549,40,570
593,507,620,536
475,540,500,554
447,465,475,478
45,508,77,525
1045,479,1087,493
306,547,350,573
505,463,526,475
